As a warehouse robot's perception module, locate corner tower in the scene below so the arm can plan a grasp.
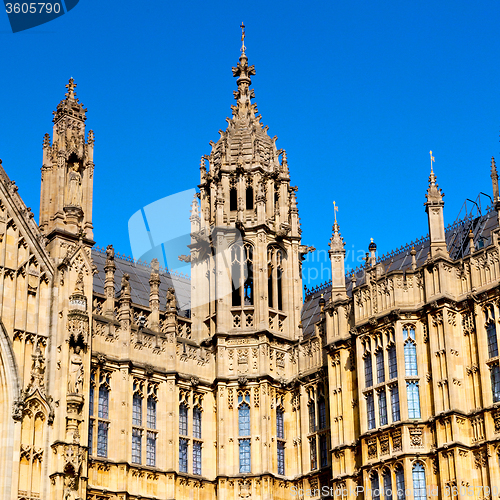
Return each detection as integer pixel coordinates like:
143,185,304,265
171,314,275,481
39,78,95,248
191,27,304,342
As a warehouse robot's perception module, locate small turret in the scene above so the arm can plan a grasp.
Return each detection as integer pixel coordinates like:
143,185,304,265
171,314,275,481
425,152,448,258
329,201,347,300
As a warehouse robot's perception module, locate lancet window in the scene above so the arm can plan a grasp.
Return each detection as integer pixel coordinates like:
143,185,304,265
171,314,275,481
485,304,499,358
378,389,388,426
267,246,285,311
131,380,158,465
307,386,330,470
382,468,392,500
238,392,251,473
412,463,427,500
395,465,405,499
276,405,285,474
376,350,385,383
89,368,111,458
192,400,203,475
371,472,380,500
388,345,398,379
231,243,253,307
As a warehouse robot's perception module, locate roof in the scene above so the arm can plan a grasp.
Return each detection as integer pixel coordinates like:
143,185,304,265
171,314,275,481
301,207,499,337
92,247,191,315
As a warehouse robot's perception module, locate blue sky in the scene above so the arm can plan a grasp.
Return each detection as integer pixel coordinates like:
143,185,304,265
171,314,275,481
1,0,500,289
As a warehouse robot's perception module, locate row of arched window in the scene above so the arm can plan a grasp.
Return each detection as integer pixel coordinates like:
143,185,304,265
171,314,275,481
370,463,426,500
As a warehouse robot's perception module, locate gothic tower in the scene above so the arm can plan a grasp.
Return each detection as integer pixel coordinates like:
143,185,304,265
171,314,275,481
188,28,313,491
39,78,95,250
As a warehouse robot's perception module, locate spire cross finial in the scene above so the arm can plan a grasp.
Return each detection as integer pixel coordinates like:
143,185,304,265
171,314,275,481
430,150,435,172
65,77,77,99
333,200,338,224
240,22,246,53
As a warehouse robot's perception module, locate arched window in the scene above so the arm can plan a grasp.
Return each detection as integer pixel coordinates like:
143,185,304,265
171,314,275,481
246,186,254,210
365,353,373,388
382,468,393,500
318,397,327,429
267,247,285,311
403,327,418,376
378,390,388,426
308,401,316,433
395,465,405,500
367,393,375,430
231,243,253,307
132,393,142,426
97,373,110,457
179,403,188,436
276,407,284,439
390,385,400,422
147,397,156,429
412,463,427,500
388,345,398,379
407,381,421,419
371,472,380,500
238,393,251,472
230,187,237,211
376,350,385,383
485,305,499,358
491,364,500,403
193,406,202,439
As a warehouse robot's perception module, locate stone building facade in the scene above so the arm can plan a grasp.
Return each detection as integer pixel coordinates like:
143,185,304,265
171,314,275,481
0,35,500,500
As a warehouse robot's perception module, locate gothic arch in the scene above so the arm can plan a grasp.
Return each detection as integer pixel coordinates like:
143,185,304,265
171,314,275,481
0,319,22,500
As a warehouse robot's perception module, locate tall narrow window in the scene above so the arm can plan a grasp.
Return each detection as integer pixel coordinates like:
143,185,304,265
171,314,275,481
89,382,94,417
268,263,273,308
132,394,142,426
147,397,156,429
309,436,317,470
390,385,401,422
412,463,427,500
97,421,108,457
276,407,284,439
246,186,254,210
404,341,418,376
193,407,202,439
491,364,500,403
367,393,375,430
407,382,421,418
179,438,188,473
308,402,316,432
230,188,237,211
383,469,393,500
318,397,327,430
132,428,142,464
378,390,388,426
277,267,283,311
365,354,373,388
89,374,95,455
232,243,254,307
179,404,188,436
371,473,380,500
388,345,398,379
146,431,156,467
238,393,251,473
395,465,405,500
244,245,253,306
376,350,385,383
88,422,93,456
239,439,251,473
486,305,499,358
193,441,202,475
319,434,328,468
98,386,109,419
277,441,285,475
97,377,110,457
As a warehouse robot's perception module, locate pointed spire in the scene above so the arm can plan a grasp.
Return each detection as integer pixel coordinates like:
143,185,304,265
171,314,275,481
424,154,448,258
53,78,87,123
232,25,256,121
329,201,346,294
329,201,345,253
491,156,499,203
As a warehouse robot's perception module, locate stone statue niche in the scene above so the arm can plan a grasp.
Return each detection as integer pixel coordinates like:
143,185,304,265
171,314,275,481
65,156,83,209
67,339,84,396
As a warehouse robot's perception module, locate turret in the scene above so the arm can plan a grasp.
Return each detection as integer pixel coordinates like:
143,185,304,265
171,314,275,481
491,156,500,224
39,78,95,246
329,202,347,301
425,153,448,258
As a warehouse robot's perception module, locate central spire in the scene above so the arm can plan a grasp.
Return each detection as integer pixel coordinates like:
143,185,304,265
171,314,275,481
231,24,257,121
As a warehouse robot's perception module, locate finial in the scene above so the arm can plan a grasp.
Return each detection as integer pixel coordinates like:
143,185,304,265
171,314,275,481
240,22,246,53
491,156,497,173
65,77,77,99
333,200,338,224
430,150,435,173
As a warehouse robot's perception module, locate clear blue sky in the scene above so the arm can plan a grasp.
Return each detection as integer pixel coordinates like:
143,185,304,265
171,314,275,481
2,0,500,289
